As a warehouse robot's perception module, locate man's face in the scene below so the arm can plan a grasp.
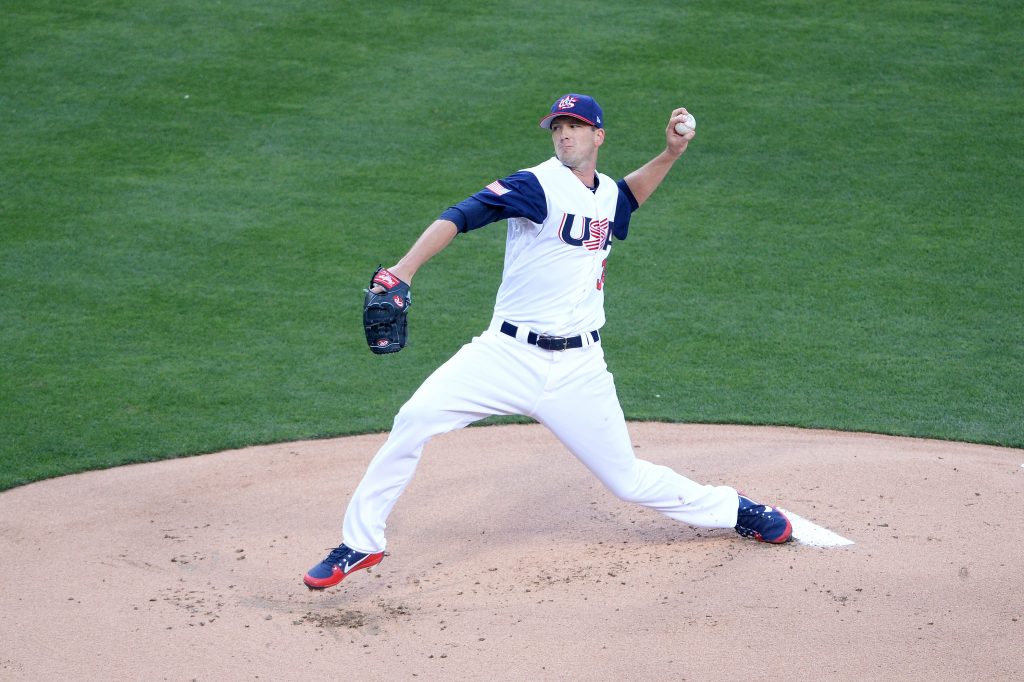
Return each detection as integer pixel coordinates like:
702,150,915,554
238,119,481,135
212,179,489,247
550,116,605,169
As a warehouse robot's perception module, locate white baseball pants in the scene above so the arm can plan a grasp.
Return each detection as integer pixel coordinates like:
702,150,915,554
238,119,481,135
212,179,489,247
342,324,740,553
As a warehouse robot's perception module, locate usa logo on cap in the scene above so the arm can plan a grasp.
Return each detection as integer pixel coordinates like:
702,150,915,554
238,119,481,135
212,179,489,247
540,93,604,129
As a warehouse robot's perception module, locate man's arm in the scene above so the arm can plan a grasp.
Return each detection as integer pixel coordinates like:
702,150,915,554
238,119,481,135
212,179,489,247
384,219,459,285
378,170,546,287
623,108,695,207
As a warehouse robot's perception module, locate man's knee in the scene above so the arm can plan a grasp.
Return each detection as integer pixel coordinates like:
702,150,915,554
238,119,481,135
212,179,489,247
599,464,649,503
393,397,437,431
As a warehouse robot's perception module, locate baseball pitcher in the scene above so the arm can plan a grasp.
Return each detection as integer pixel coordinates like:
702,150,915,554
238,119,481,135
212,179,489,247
305,94,792,590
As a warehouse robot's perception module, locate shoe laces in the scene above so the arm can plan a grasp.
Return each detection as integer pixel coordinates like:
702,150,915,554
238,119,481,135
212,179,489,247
323,544,354,565
736,502,771,537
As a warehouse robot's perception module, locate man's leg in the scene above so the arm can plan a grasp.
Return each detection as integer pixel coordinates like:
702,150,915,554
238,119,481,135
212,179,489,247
535,346,740,529
342,331,546,552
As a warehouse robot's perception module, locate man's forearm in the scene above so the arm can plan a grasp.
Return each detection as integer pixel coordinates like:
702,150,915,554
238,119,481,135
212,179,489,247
388,219,459,284
623,148,684,207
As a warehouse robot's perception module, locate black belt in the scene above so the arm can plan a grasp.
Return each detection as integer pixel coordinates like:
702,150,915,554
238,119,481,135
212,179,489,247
499,321,600,351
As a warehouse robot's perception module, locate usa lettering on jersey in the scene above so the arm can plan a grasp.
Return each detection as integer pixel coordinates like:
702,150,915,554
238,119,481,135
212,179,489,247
557,214,613,251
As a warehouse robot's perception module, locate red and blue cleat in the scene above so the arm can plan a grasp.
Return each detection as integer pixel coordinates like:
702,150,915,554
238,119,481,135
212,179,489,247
304,543,385,590
735,494,793,544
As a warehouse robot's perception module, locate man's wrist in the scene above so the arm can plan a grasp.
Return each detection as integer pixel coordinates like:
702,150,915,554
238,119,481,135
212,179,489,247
663,147,685,161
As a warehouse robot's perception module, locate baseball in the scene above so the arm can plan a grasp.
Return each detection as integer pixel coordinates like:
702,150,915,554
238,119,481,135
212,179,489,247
674,113,696,136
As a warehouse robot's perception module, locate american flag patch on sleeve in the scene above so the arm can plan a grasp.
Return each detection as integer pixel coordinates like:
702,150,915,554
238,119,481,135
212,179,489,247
485,180,510,196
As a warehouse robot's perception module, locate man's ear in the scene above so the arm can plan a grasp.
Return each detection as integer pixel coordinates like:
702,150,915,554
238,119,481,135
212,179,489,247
594,128,606,147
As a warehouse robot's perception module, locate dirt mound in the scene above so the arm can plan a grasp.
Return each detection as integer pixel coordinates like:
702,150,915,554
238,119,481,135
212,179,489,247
1,424,1020,680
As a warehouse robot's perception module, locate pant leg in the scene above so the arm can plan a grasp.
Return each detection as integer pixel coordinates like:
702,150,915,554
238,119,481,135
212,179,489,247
342,331,545,552
535,344,739,529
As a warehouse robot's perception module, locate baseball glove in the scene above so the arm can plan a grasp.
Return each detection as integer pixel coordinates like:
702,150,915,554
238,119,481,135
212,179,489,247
363,266,412,354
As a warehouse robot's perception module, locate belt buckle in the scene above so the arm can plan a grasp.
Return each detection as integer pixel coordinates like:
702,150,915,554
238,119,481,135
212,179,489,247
537,335,569,351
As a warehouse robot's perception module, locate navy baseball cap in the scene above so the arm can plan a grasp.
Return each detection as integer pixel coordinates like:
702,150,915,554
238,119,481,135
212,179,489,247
539,94,603,129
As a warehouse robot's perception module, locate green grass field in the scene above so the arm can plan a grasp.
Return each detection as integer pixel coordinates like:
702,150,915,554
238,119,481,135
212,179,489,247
2,0,1022,490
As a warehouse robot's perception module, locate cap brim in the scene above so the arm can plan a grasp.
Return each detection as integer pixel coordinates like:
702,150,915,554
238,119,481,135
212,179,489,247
539,112,599,129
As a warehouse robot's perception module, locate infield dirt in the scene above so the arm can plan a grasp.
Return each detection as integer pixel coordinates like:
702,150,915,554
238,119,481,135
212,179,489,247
1,423,1021,680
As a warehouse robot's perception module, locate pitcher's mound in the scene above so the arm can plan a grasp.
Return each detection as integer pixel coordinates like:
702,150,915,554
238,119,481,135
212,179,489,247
1,423,1021,680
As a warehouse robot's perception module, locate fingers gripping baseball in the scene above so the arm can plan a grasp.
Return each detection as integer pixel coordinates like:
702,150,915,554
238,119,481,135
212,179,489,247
363,267,412,354
667,107,696,154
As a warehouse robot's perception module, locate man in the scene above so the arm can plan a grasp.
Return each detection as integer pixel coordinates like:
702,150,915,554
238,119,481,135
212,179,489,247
304,93,792,590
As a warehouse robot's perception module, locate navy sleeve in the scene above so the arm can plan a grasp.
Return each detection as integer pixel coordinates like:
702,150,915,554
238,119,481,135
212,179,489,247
439,171,548,233
612,178,640,241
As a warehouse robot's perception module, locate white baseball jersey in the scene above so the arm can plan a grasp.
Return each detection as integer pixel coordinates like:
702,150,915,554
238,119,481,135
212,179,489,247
441,157,638,335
